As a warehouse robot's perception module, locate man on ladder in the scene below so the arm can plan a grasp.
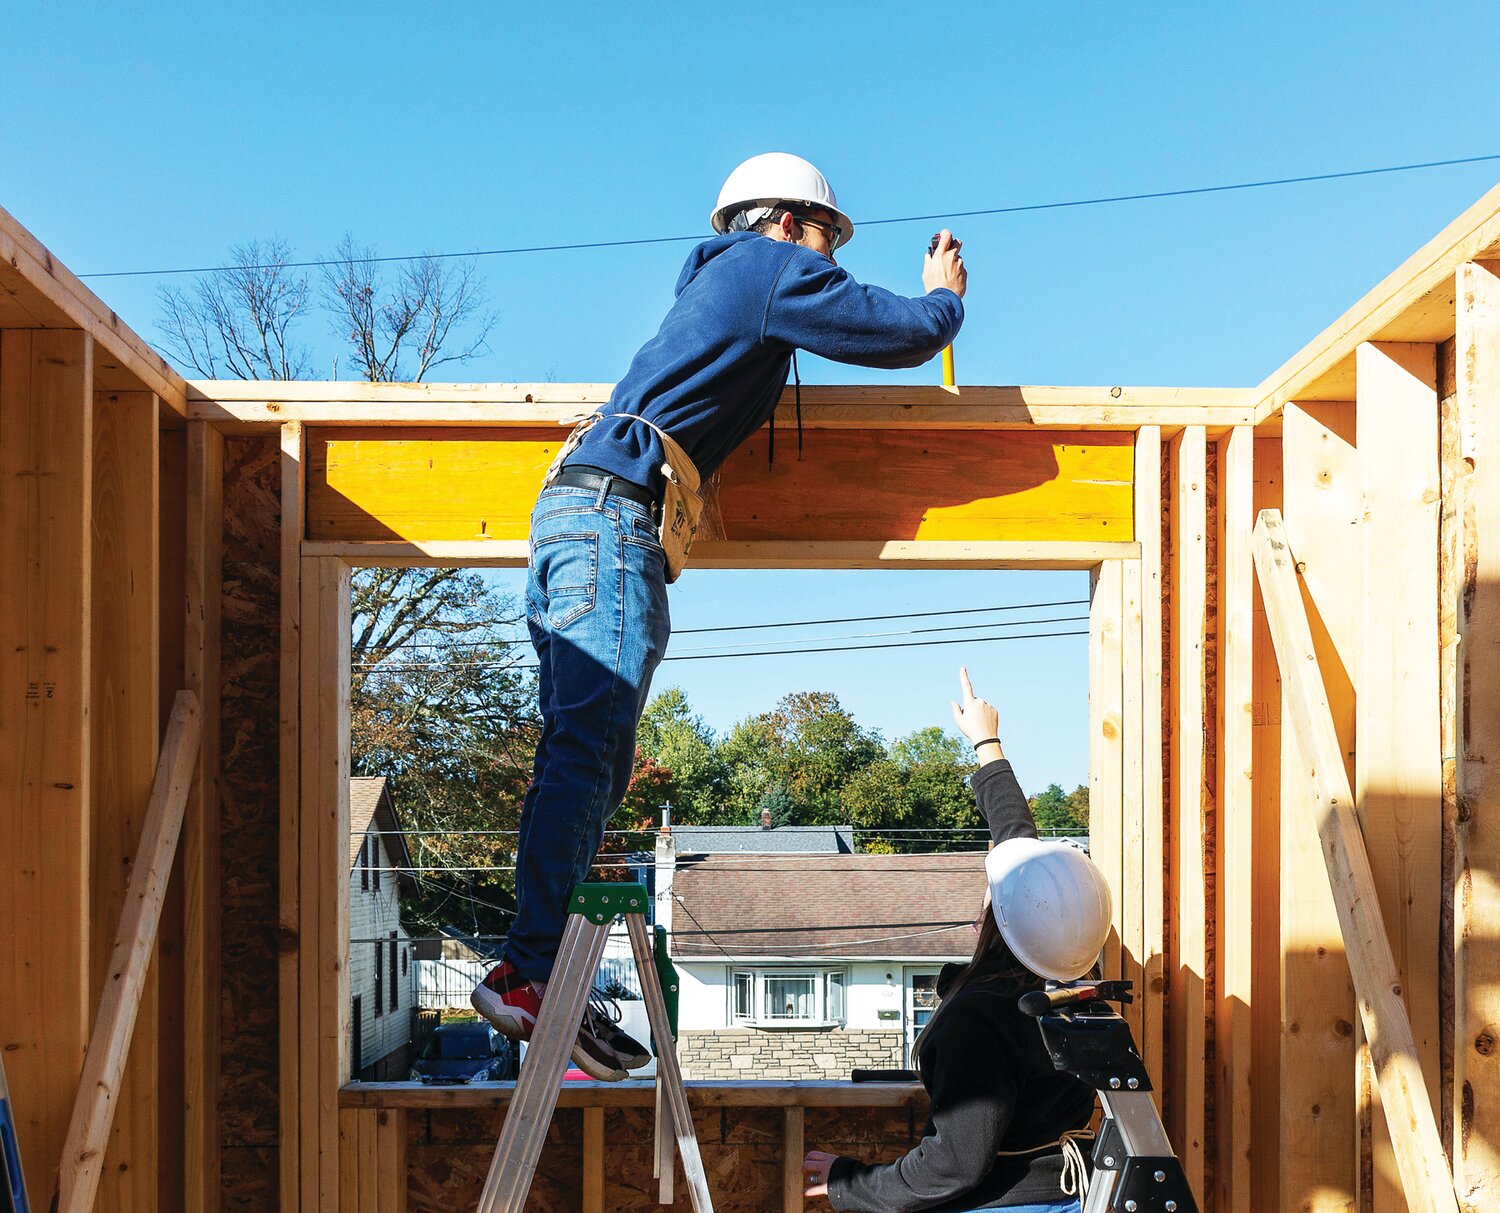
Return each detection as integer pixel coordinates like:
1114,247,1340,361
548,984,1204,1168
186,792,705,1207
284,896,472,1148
471,152,968,1078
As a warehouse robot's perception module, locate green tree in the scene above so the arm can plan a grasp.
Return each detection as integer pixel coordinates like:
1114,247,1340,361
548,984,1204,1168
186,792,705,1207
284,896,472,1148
719,691,883,825
637,687,731,823
350,568,537,935
1028,782,1089,835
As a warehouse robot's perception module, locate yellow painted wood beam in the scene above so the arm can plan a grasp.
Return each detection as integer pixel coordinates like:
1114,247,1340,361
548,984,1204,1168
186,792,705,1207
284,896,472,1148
305,427,1133,547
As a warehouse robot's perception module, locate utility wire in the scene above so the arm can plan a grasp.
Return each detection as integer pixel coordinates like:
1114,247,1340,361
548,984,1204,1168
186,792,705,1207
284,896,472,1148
78,152,1500,280
356,598,1091,652
353,613,1089,668
353,625,1090,670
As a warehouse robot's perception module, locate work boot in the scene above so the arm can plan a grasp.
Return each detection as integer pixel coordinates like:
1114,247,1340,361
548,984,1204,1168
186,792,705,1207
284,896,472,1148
471,962,629,1082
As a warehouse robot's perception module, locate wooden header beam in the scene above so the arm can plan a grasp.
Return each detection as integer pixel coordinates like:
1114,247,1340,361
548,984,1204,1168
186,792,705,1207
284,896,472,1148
0,204,188,413
188,382,1256,432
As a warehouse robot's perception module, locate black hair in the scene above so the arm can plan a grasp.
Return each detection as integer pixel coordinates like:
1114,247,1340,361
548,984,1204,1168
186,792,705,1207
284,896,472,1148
911,904,1036,1076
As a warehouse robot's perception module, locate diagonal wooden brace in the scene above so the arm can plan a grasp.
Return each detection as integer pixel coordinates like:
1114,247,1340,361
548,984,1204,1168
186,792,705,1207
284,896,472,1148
54,691,202,1213
1251,510,1459,1213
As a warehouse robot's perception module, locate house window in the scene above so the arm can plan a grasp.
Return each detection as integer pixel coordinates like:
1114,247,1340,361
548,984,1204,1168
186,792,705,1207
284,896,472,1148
359,839,369,891
373,838,381,891
389,934,399,1011
729,968,848,1026
374,941,383,1017
401,948,408,977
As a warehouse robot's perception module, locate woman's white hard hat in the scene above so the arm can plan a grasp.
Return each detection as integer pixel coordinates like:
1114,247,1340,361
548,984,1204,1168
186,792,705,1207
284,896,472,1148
984,837,1113,982
711,152,854,249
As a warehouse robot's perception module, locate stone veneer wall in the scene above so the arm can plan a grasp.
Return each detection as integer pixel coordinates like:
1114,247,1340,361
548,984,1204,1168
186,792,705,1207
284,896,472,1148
678,1029,906,1080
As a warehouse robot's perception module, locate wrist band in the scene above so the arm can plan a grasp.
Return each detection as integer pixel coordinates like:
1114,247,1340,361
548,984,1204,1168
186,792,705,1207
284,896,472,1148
972,738,1001,751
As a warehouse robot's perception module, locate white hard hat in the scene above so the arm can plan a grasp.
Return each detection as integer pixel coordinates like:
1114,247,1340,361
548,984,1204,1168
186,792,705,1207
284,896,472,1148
710,152,854,249
984,838,1113,982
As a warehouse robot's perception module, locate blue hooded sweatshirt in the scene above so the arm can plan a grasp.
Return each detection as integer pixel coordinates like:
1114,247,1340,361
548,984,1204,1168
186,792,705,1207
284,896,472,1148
564,231,964,491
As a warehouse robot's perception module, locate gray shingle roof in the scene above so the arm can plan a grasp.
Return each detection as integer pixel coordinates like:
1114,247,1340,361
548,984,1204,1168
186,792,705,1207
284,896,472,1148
671,824,854,854
671,851,986,960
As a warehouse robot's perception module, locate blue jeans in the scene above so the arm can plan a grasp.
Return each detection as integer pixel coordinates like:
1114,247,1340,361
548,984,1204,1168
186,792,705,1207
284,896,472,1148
504,485,671,980
968,1203,1079,1213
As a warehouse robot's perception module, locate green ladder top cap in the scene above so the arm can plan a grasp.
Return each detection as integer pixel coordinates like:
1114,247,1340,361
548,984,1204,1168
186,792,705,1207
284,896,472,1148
568,882,650,924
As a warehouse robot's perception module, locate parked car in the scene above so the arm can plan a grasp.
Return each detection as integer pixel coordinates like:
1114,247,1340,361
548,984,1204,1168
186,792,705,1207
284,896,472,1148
409,1021,515,1083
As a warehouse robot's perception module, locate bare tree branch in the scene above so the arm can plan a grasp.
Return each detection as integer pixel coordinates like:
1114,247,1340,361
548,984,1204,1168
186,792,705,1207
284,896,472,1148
155,238,313,379
322,235,496,382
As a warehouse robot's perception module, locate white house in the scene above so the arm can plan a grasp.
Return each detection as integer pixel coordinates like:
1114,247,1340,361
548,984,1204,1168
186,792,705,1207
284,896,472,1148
656,829,986,1080
349,777,417,1079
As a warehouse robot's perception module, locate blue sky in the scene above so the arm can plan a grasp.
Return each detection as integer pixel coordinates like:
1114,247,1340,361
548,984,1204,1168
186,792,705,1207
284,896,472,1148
5,2,1498,788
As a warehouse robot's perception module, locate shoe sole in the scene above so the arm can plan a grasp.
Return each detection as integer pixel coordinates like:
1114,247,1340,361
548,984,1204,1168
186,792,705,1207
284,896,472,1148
473,985,627,1081
471,984,536,1041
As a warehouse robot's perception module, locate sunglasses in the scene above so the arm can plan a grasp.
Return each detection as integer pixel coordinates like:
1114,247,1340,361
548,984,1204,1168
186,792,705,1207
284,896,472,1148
795,214,842,252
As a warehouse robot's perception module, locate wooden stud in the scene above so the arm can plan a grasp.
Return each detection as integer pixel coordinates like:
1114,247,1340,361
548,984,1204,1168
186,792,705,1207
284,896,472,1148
1121,548,1146,1051
338,1108,359,1209
88,389,161,1213
1167,425,1208,1204
1455,259,1500,1212
1356,342,1443,1213
155,417,186,1213
1278,403,1359,1213
1215,425,1254,1213
1135,427,1166,1088
300,555,352,1210
279,421,306,1212
356,1107,377,1213
1088,561,1125,985
1253,509,1461,1213
0,329,92,1213
782,1106,805,1213
182,421,222,1213
583,1106,605,1213
56,692,202,1213
376,1108,406,1213
1249,436,1283,1213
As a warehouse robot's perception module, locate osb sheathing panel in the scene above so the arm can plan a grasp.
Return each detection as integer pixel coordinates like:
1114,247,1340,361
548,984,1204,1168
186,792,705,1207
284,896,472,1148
405,1105,923,1213
218,436,282,1208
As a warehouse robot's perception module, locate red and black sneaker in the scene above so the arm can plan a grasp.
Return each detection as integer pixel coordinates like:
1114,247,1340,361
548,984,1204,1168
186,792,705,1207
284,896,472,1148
471,961,542,1041
471,962,629,1082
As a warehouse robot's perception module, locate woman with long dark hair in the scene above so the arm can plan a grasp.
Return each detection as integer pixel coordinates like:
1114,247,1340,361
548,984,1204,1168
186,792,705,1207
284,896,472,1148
802,670,1111,1213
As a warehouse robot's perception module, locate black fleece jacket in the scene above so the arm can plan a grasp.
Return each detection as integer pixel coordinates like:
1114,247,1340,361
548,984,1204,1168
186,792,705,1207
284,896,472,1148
825,761,1097,1212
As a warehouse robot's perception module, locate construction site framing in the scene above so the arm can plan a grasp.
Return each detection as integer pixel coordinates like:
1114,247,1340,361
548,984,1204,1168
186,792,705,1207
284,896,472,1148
2,179,1499,1213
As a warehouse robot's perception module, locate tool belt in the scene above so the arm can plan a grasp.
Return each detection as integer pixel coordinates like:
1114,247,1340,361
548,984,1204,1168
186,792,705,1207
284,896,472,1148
542,412,705,583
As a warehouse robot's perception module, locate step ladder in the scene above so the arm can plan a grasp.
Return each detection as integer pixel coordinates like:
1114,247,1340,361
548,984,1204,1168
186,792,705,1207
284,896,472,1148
1020,980,1197,1213
476,883,714,1213
1,1050,32,1213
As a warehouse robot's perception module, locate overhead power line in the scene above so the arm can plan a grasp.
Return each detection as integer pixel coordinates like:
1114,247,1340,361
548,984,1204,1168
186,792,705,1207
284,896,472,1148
352,624,1090,671
78,152,1500,280
352,597,1091,652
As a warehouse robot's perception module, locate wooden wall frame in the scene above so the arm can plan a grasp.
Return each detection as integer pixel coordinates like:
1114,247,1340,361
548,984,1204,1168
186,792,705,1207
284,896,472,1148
273,413,1179,1210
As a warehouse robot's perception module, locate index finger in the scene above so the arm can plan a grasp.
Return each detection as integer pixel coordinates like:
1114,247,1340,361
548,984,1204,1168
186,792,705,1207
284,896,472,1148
958,666,974,701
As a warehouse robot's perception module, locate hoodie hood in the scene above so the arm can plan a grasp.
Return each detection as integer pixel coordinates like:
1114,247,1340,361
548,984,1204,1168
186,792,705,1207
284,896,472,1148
675,232,762,297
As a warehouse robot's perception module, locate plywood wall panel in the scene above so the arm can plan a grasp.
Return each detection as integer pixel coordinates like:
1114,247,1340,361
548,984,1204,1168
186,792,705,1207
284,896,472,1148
217,435,283,1209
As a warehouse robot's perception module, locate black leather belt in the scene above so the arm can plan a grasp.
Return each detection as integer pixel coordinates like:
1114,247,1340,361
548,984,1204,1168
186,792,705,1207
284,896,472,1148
550,466,659,511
